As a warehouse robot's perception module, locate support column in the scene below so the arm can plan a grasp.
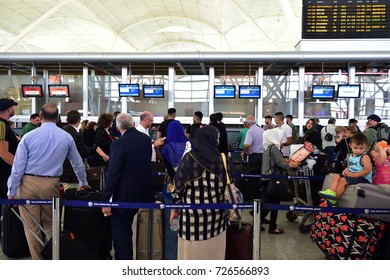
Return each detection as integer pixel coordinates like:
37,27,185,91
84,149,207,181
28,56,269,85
168,67,175,109
121,67,128,113
209,67,215,116
348,65,356,120
257,67,264,123
298,66,305,136
83,66,88,119
31,65,37,114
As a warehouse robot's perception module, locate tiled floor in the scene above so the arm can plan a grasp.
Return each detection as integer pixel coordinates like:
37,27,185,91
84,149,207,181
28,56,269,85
0,205,325,261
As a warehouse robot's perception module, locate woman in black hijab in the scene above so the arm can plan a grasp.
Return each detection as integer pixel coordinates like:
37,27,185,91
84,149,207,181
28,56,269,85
170,126,233,260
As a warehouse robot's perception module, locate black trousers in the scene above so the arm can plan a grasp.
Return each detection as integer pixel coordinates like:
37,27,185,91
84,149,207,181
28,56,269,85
261,181,281,231
248,153,263,170
110,209,138,260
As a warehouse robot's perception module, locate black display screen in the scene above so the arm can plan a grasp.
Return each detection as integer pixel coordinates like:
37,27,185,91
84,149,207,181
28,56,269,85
302,0,390,39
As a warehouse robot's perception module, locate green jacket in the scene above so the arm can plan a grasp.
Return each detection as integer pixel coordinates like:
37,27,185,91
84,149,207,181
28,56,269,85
22,122,37,135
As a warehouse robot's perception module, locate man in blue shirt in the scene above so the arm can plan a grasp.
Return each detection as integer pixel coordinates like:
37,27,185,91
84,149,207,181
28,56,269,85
8,103,88,260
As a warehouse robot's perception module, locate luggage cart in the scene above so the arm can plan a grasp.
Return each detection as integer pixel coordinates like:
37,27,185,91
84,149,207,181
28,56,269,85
286,164,315,234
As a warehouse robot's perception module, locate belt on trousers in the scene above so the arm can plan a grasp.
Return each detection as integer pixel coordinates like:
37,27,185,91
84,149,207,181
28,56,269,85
24,173,59,178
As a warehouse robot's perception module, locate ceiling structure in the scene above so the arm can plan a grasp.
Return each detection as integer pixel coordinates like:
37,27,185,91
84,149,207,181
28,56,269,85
0,0,389,76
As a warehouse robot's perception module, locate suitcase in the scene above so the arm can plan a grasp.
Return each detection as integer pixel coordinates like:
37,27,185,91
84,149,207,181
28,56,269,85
63,188,112,259
86,166,105,191
0,205,30,258
322,174,390,222
225,221,253,260
310,204,386,260
136,208,163,260
234,163,261,202
151,160,165,192
9,204,96,260
41,230,97,260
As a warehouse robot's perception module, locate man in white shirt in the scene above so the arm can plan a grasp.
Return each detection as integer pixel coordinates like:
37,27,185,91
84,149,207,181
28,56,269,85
136,111,164,162
321,117,337,165
274,112,292,157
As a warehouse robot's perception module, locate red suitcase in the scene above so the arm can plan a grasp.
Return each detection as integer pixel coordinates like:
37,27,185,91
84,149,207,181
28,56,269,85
225,221,253,260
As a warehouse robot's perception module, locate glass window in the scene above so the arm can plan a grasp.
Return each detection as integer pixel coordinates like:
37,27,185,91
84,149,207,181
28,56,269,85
174,75,209,117
262,75,298,118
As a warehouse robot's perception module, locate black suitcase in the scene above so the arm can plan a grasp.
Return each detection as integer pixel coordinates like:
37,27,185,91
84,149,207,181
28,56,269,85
0,205,30,258
64,188,112,259
41,230,97,260
225,221,253,260
234,163,261,202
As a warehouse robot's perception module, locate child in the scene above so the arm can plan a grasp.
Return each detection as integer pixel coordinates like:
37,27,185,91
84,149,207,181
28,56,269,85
318,133,372,205
370,141,390,185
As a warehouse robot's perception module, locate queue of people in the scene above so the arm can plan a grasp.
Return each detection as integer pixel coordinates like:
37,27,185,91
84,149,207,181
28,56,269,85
1,98,389,260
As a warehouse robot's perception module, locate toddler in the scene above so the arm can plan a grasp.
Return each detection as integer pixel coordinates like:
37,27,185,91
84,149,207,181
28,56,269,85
370,141,390,185
318,133,372,205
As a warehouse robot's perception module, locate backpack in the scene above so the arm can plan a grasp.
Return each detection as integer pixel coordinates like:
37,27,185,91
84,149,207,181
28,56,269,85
324,126,333,142
378,123,390,144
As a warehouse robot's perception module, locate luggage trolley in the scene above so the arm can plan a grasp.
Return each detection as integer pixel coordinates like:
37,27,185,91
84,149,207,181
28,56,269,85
286,164,315,234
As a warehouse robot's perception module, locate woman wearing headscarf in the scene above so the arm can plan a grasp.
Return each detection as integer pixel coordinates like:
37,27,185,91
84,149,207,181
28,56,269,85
169,126,234,259
262,128,299,234
161,120,191,260
162,120,191,179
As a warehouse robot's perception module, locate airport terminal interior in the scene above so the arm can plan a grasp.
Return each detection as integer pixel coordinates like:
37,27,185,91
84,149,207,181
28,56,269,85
1,0,390,260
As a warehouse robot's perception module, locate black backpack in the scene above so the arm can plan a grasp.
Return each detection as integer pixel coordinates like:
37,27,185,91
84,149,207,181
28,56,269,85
324,126,333,141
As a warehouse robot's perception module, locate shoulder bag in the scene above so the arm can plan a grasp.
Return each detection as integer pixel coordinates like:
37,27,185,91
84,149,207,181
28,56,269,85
221,153,244,221
266,145,290,197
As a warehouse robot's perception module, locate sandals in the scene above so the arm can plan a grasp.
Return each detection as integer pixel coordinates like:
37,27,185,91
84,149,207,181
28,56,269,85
268,228,284,234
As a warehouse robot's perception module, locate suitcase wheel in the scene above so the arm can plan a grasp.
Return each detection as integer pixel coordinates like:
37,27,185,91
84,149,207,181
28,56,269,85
286,210,298,222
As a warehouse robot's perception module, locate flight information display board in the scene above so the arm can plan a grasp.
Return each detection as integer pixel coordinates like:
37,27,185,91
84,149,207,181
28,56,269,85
302,0,390,39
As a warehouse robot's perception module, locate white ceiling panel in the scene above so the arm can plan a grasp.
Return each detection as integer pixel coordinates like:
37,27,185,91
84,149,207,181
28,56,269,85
0,0,302,52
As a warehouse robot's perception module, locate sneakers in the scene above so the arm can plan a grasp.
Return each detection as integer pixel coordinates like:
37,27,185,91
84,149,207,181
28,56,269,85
318,189,337,200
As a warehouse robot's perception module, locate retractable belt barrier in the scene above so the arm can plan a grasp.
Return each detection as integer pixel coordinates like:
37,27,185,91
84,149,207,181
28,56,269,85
1,198,388,215
0,158,382,260
1,197,389,261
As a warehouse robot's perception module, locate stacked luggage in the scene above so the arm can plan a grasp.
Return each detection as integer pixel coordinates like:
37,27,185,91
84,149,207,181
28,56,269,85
63,188,112,259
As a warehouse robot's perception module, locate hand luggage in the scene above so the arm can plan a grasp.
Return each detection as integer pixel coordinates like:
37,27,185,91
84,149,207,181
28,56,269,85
151,160,165,192
86,166,105,191
234,163,261,202
0,205,30,258
41,230,97,260
310,206,386,260
10,204,95,260
338,183,390,222
136,208,163,260
63,188,112,259
225,221,253,260
322,174,390,222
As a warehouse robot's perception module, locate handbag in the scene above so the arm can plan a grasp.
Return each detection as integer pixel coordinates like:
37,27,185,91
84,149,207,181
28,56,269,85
221,153,244,221
266,145,290,196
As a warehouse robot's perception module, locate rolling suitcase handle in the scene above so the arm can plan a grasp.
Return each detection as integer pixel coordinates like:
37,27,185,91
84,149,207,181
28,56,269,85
10,205,50,247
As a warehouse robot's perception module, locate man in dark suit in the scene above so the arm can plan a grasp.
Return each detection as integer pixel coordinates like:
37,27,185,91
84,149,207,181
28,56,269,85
60,110,89,190
101,113,155,260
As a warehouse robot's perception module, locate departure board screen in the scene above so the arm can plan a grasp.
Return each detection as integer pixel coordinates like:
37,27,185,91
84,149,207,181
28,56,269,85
302,0,390,39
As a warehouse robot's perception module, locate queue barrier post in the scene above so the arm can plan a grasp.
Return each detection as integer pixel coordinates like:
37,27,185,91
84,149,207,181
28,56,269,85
252,199,262,260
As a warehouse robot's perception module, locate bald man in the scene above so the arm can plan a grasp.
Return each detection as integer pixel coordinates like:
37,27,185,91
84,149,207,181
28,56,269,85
7,103,88,259
136,111,164,161
240,115,264,170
